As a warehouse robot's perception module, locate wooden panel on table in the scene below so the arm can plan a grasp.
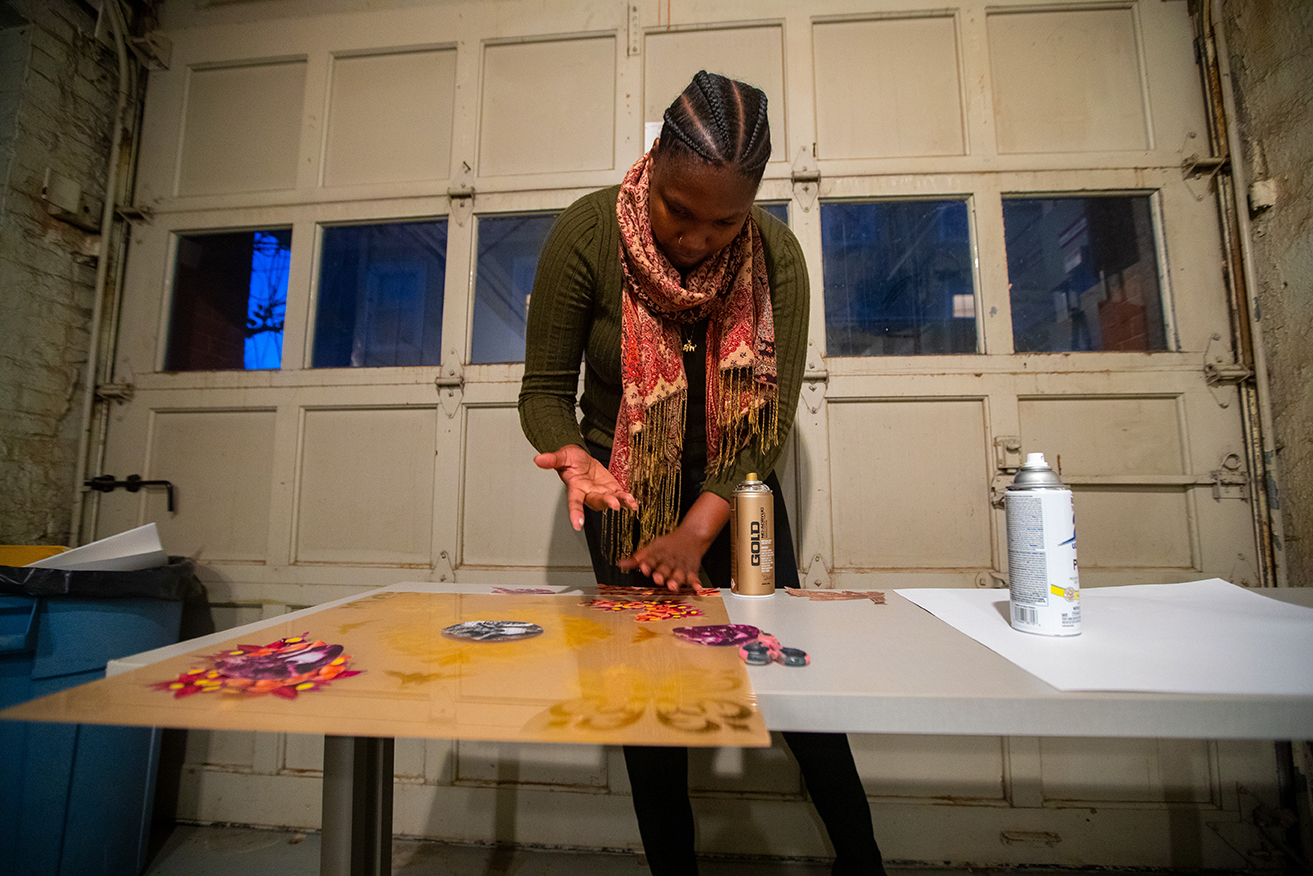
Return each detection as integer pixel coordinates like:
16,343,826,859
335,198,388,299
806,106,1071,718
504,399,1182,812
1,593,769,748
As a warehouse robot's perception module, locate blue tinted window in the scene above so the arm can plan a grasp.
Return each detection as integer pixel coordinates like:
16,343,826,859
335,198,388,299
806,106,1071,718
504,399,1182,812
166,229,291,371
313,220,448,368
758,201,789,225
471,212,558,364
821,200,976,356
1003,195,1165,352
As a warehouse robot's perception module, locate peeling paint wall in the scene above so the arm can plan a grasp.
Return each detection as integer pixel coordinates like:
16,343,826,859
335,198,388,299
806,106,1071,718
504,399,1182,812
0,2,118,545
1222,0,1313,587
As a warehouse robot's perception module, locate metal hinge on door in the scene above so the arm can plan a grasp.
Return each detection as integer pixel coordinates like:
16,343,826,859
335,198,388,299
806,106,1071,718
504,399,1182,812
1202,332,1253,407
95,382,135,403
435,549,455,583
435,362,463,418
802,553,830,590
990,436,1024,507
801,367,827,413
801,346,828,414
791,147,820,213
447,161,474,227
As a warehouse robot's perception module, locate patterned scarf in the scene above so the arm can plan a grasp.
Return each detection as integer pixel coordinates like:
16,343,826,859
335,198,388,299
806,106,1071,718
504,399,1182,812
608,152,777,558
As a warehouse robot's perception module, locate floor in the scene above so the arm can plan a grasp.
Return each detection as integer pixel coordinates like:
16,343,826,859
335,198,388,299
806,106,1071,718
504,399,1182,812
144,825,833,875
143,824,1191,876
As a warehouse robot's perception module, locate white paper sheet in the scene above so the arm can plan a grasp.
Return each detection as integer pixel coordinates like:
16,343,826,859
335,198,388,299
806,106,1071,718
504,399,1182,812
24,523,167,571
895,579,1313,695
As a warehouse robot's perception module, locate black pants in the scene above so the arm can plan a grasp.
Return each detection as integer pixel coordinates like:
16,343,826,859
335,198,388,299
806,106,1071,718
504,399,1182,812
582,444,886,876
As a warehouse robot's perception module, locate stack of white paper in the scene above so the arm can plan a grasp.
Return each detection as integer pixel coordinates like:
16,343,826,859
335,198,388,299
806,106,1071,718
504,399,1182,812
896,579,1313,696
24,524,168,572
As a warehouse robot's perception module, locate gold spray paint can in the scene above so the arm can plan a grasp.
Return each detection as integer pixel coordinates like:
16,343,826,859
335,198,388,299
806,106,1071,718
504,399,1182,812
730,472,775,597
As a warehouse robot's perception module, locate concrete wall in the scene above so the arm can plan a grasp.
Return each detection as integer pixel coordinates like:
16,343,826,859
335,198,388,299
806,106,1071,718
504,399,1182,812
0,2,118,545
1221,0,1313,588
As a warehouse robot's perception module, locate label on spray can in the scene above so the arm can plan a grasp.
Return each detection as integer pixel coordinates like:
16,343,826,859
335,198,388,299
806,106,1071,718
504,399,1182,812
1005,453,1080,636
730,472,775,597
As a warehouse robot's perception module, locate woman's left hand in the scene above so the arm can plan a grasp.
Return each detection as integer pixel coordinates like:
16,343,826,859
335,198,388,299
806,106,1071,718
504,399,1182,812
618,492,730,591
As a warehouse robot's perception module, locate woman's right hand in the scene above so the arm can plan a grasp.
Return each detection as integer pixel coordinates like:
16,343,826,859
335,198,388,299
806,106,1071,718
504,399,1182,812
534,445,638,531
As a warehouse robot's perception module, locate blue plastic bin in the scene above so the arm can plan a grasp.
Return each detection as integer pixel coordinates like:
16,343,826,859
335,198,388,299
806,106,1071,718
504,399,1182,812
0,578,188,876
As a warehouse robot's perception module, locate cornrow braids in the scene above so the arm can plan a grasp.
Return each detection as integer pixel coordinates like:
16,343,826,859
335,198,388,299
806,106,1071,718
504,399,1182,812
658,70,771,183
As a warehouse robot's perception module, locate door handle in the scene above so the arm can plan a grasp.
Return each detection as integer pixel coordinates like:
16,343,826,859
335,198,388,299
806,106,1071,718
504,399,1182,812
85,474,175,512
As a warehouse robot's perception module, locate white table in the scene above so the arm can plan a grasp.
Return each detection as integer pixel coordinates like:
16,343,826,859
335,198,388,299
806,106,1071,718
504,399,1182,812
25,582,1313,873
723,588,1313,740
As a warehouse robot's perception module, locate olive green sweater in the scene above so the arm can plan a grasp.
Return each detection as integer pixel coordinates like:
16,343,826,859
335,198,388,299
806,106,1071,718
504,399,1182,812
517,185,810,502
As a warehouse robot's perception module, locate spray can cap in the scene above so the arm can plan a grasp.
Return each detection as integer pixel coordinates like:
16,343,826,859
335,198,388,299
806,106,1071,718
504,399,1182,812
1009,452,1065,489
746,472,759,482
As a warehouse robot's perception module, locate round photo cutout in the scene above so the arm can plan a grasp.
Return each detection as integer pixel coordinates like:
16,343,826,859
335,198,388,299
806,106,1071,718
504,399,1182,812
441,620,545,642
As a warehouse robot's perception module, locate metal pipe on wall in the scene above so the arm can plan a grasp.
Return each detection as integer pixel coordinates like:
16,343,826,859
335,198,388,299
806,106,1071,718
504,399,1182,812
1206,0,1288,589
69,0,131,547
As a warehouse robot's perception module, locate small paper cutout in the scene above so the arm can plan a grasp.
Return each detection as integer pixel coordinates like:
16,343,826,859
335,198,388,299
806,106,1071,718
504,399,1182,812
441,621,545,642
672,624,761,646
585,598,704,622
785,589,885,604
152,633,361,700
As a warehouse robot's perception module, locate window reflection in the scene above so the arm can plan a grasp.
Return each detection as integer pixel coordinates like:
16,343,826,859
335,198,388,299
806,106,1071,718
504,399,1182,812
470,212,558,364
165,229,291,371
821,200,976,356
313,220,448,368
1003,195,1166,353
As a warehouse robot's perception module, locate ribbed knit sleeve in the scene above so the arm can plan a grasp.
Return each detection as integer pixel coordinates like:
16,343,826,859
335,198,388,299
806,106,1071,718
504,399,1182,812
519,187,621,455
700,206,811,501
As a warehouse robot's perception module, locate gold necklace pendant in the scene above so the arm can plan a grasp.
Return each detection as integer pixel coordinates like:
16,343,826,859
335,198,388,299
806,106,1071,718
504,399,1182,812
682,338,696,353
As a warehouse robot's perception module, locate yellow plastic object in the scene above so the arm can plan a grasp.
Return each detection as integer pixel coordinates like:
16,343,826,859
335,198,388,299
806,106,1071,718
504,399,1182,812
0,592,770,748
0,545,68,566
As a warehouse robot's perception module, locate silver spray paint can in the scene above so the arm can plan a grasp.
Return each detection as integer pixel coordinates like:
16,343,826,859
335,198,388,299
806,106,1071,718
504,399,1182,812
730,472,775,597
1005,452,1081,636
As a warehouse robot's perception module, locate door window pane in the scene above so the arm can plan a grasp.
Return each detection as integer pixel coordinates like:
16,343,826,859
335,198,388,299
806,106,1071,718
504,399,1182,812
471,212,558,364
1003,195,1166,353
165,229,291,371
821,200,976,356
312,220,448,368
758,201,789,225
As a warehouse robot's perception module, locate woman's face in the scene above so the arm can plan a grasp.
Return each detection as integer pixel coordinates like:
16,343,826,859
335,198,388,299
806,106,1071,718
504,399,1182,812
648,146,758,273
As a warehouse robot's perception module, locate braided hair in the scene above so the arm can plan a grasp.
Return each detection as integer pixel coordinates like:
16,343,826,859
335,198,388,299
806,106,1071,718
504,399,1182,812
657,70,771,183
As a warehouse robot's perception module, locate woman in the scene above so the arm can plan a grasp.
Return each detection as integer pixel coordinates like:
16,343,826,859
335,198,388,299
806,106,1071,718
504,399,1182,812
519,71,886,876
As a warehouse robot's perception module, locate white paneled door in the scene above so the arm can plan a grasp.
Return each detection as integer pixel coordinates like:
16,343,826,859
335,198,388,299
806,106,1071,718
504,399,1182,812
92,0,1275,867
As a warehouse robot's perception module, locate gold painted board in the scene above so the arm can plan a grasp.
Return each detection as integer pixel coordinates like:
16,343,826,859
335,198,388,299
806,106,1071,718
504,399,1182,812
0,592,769,748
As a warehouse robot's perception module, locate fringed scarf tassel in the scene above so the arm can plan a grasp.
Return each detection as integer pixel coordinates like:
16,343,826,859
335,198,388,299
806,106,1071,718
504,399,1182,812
707,368,779,476
603,391,687,560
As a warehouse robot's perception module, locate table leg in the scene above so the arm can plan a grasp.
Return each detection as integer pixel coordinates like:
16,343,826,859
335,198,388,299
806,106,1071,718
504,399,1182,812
321,735,394,876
